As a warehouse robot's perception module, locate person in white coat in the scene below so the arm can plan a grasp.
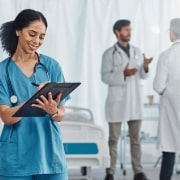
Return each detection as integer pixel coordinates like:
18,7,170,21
101,20,152,180
153,18,180,180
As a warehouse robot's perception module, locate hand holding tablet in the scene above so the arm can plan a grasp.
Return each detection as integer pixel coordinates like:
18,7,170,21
13,82,81,117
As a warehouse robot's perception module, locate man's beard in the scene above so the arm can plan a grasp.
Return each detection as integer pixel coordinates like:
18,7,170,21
120,35,131,42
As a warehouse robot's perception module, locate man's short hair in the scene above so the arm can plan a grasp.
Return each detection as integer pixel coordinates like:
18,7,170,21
170,18,180,38
113,19,130,33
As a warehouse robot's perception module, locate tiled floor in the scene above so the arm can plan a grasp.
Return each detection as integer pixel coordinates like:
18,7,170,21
68,165,180,180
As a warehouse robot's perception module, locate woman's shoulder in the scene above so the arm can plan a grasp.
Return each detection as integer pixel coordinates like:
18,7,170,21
0,58,10,81
39,54,61,66
39,54,62,71
0,57,10,69
0,57,10,63
39,54,58,63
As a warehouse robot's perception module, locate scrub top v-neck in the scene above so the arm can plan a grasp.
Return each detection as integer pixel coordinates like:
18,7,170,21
0,54,69,176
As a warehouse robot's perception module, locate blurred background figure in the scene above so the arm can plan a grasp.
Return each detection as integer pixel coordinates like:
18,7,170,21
154,18,180,180
101,19,152,180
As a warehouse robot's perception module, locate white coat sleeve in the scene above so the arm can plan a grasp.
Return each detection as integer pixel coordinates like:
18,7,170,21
153,52,168,95
140,65,150,79
101,50,126,86
137,49,150,79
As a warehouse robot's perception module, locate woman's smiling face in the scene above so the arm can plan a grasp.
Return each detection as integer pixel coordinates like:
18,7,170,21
16,20,46,54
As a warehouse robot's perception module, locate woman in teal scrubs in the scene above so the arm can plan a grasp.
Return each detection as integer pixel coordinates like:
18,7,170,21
0,9,69,180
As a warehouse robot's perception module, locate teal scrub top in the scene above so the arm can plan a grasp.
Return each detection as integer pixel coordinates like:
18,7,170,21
0,54,69,176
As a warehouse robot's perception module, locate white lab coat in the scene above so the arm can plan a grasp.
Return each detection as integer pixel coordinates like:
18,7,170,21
101,43,149,122
153,40,180,152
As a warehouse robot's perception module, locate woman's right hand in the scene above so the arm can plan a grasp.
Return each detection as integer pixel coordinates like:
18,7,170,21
37,82,49,91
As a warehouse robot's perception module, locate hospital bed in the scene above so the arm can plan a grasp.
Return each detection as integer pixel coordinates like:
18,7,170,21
60,106,110,180
0,108,110,179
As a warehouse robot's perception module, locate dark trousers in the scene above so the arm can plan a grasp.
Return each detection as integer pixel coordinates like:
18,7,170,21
159,151,175,180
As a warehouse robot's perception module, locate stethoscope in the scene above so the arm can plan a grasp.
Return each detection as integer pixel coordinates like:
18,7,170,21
112,44,138,59
6,52,50,106
112,43,139,67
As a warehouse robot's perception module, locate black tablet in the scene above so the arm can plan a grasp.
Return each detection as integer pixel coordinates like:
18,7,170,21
12,82,81,117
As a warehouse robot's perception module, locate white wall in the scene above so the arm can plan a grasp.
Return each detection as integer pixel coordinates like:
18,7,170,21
0,0,180,125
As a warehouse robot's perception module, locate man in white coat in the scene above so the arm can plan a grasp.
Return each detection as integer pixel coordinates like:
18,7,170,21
101,20,152,180
153,18,180,180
